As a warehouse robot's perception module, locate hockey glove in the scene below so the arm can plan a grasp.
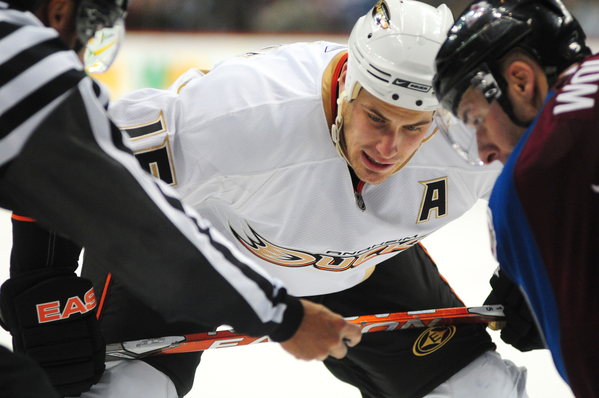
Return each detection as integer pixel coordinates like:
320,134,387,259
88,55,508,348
0,267,105,397
484,268,545,352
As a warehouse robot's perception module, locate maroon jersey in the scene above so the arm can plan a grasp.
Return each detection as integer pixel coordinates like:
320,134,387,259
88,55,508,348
489,53,599,398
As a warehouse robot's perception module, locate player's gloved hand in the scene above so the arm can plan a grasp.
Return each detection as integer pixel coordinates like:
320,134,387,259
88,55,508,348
0,267,105,397
484,268,545,352
280,299,361,361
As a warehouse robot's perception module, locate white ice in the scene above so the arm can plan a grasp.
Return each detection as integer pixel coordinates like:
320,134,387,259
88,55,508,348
0,202,574,397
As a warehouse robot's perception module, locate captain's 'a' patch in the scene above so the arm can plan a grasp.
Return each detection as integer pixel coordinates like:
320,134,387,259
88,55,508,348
417,177,448,223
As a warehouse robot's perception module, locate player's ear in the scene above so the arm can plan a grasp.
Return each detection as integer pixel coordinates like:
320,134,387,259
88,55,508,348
505,58,549,119
505,60,536,104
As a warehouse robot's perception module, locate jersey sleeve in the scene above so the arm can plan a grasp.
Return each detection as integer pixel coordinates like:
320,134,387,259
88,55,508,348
0,76,303,341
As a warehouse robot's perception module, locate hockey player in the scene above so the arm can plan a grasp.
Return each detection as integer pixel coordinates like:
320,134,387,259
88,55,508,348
83,1,531,397
0,0,360,396
433,0,597,397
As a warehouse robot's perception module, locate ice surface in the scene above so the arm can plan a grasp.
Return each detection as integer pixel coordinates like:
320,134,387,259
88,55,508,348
0,203,574,397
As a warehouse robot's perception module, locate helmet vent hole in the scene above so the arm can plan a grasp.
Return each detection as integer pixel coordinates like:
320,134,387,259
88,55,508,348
416,100,423,106
367,33,373,39
392,94,399,101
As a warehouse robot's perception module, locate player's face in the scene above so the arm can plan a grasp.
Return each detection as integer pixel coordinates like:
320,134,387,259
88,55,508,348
457,86,524,165
342,89,434,185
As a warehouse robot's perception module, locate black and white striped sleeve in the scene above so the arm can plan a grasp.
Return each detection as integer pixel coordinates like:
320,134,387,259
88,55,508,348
0,9,302,341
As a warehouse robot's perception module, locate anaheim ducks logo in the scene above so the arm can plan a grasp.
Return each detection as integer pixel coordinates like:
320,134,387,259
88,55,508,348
413,326,456,356
373,0,390,29
229,221,422,272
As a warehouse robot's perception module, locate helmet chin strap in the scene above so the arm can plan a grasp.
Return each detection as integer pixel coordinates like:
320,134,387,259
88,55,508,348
331,89,351,165
498,97,532,128
488,64,532,129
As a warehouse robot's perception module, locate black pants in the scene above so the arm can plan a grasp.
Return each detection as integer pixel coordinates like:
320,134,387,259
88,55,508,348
84,244,493,398
306,244,494,398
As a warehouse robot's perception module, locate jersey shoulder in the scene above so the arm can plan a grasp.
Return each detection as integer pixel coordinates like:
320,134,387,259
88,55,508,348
207,41,347,99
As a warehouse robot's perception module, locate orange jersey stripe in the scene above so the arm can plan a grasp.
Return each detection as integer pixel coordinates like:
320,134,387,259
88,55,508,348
97,273,112,319
11,214,37,222
418,242,464,304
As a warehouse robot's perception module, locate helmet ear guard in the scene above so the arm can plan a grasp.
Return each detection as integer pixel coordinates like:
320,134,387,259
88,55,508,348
331,89,351,164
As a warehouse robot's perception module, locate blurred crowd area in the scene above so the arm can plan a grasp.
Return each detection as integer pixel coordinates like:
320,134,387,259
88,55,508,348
125,0,599,37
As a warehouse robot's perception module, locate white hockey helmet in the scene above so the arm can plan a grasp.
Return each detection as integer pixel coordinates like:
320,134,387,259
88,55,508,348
345,0,453,111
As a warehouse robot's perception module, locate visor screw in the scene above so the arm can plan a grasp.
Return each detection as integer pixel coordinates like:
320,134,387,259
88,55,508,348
416,100,423,106
392,94,399,100
367,33,373,39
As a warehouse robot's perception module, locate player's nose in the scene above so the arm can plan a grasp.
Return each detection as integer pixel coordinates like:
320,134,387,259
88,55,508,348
376,130,400,159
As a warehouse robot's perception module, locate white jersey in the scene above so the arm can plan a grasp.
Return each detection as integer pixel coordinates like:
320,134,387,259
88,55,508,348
110,41,501,296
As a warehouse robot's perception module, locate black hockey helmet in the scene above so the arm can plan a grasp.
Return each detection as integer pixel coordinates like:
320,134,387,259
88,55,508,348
433,0,591,120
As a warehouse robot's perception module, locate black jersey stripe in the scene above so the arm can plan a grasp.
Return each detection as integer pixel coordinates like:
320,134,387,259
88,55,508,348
92,80,102,97
0,20,21,38
159,186,278,303
0,69,84,140
91,80,110,109
0,37,67,88
123,120,164,138
205,227,279,303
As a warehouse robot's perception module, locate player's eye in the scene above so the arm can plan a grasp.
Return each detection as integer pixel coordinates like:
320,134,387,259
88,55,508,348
368,113,383,123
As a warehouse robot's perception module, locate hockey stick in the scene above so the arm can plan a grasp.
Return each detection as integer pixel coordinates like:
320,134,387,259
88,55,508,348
106,305,504,360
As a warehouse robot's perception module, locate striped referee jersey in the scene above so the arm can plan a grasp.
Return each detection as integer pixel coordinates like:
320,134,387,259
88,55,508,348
0,5,302,341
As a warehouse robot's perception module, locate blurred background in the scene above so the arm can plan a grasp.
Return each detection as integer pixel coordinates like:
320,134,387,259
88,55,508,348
93,0,599,99
123,0,599,36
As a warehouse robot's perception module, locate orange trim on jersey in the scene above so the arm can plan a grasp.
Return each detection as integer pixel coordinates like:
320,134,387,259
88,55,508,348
11,214,37,222
417,242,465,304
96,273,112,320
331,52,349,118
322,51,348,129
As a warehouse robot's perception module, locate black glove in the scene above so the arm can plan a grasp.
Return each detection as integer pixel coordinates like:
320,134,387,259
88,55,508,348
484,268,545,352
0,267,105,397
